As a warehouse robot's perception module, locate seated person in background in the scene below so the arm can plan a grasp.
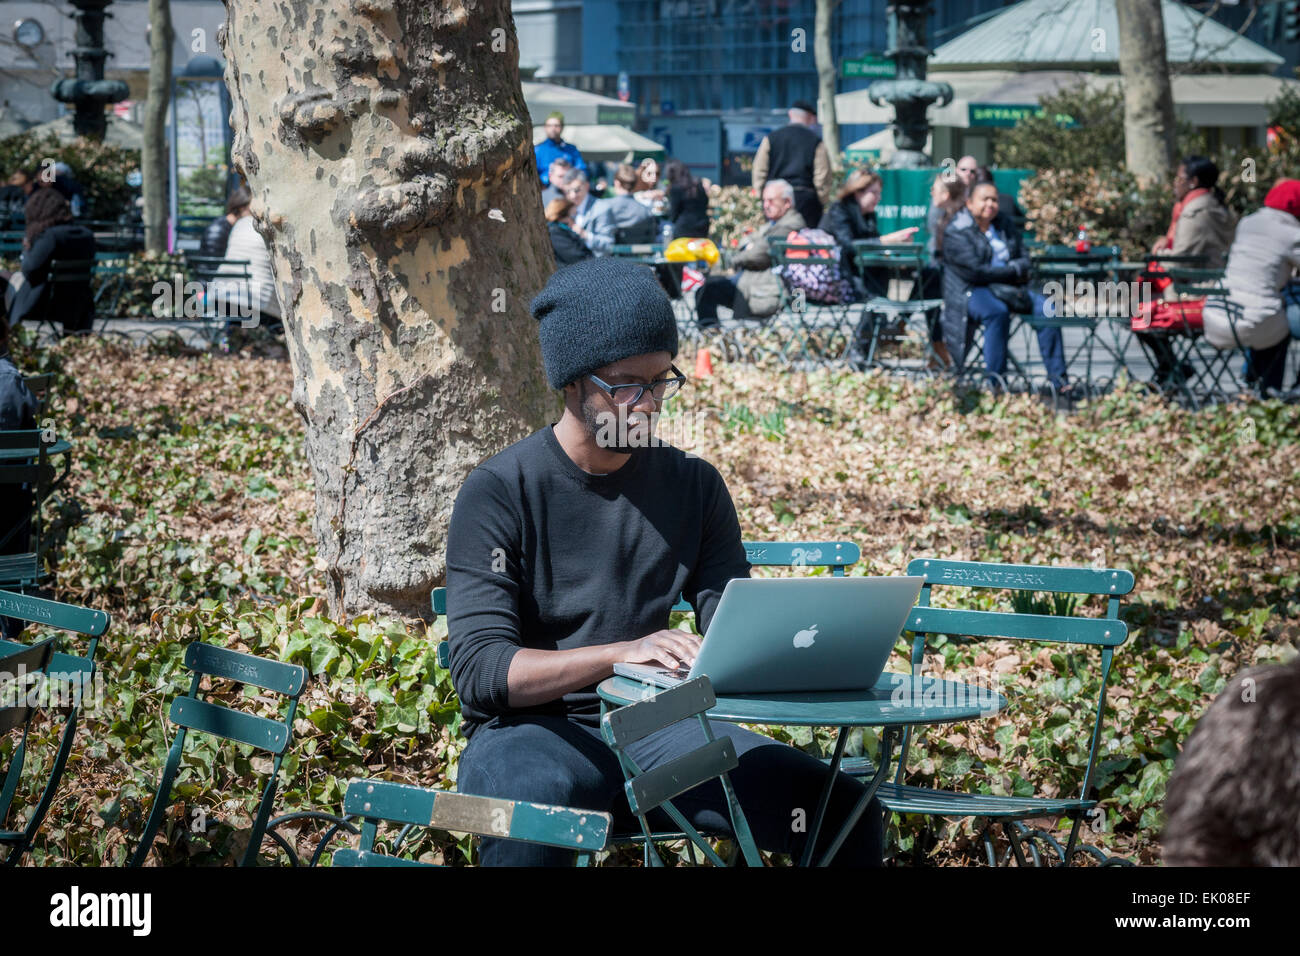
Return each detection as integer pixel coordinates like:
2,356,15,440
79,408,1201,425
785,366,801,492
971,166,1025,234
0,170,33,223
663,158,710,240
563,171,611,255
540,158,573,207
1202,178,1300,395
1135,156,1237,384
632,158,667,215
447,256,885,867
820,170,919,298
545,198,593,267
919,173,967,369
209,205,281,326
941,182,1068,393
695,179,805,328
593,164,658,247
5,187,95,333
200,186,252,259
1161,655,1300,865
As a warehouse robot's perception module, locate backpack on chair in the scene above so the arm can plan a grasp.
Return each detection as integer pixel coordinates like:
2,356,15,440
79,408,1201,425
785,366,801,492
775,227,855,305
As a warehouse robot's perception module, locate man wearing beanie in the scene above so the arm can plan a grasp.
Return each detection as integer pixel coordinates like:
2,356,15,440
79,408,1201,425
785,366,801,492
445,258,884,866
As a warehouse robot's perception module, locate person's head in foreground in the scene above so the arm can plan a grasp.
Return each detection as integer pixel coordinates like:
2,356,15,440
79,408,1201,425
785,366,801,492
837,168,883,216
23,184,73,245
1264,178,1300,221
955,155,978,187
563,169,590,207
762,179,794,222
965,181,1000,230
226,185,252,219
532,257,683,461
1161,655,1300,866
544,111,565,142
547,158,573,190
1174,155,1219,203
612,163,640,196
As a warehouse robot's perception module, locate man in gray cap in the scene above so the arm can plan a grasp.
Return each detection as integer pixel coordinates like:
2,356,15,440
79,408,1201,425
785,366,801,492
445,257,884,866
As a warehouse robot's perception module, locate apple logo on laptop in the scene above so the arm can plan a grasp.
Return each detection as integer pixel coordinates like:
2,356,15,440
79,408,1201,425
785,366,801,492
793,625,818,648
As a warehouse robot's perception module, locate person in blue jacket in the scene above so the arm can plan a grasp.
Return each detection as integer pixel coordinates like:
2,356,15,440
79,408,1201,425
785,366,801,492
535,112,587,187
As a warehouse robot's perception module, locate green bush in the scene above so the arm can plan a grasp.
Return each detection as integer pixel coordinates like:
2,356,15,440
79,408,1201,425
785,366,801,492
707,184,763,254
0,130,139,221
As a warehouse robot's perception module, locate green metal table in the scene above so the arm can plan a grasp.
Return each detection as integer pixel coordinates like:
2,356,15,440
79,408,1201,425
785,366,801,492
598,672,1007,866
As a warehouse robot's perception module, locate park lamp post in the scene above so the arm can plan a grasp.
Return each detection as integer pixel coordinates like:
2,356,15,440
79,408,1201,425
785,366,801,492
866,1,953,169
49,0,130,140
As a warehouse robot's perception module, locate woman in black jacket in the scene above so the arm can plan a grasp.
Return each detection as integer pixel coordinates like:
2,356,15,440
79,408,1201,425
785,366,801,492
545,198,594,267
4,187,95,333
941,182,1067,392
663,159,709,239
820,169,918,296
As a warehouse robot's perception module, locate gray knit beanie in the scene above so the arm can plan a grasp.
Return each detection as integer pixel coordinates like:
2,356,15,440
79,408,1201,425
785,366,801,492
530,258,679,389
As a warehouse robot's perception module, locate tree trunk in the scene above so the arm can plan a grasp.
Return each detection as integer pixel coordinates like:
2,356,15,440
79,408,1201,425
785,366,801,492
142,0,172,254
815,0,841,173
1115,0,1177,184
220,0,556,618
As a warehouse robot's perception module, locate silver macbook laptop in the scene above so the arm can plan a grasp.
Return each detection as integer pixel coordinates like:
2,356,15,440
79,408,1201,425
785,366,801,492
613,575,924,694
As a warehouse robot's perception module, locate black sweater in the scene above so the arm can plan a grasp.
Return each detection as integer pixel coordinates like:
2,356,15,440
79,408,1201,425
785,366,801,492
445,425,751,739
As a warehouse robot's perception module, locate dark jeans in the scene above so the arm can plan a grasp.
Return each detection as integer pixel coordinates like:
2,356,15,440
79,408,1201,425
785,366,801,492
457,713,884,866
696,275,738,324
965,286,1067,389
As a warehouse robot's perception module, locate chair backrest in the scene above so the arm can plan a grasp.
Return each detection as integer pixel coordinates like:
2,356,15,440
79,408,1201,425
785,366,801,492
610,243,663,258
600,675,761,866
432,540,861,668
334,778,610,866
188,255,252,285
1167,266,1226,298
901,558,1133,800
669,539,860,612
0,591,107,863
23,374,52,417
128,642,307,867
0,430,53,565
0,637,55,735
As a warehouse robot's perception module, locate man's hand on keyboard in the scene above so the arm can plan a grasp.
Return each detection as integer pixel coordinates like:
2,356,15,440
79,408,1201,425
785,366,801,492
620,629,701,671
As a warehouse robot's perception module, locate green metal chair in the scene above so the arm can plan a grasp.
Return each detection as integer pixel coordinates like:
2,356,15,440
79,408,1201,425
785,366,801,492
767,239,859,369
595,674,762,866
0,430,66,589
129,642,307,867
1021,259,1117,398
332,778,611,866
868,558,1134,866
0,590,109,866
848,241,943,376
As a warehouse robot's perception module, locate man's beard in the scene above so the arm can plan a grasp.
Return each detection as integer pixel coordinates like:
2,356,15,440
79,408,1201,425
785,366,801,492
580,385,657,452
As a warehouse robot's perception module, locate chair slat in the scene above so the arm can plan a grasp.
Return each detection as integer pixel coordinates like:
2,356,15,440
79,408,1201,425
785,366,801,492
600,676,716,747
907,606,1127,647
0,590,110,636
624,737,738,816
745,540,860,567
343,779,435,826
169,697,291,753
184,642,305,696
906,558,1134,596
332,848,431,867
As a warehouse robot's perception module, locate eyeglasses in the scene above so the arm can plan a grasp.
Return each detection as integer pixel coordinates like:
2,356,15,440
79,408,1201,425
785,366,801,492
586,365,686,406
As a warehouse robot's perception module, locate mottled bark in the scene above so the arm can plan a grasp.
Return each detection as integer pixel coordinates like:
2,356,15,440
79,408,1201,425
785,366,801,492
1116,0,1177,184
220,0,555,617
815,0,841,173
143,0,172,254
